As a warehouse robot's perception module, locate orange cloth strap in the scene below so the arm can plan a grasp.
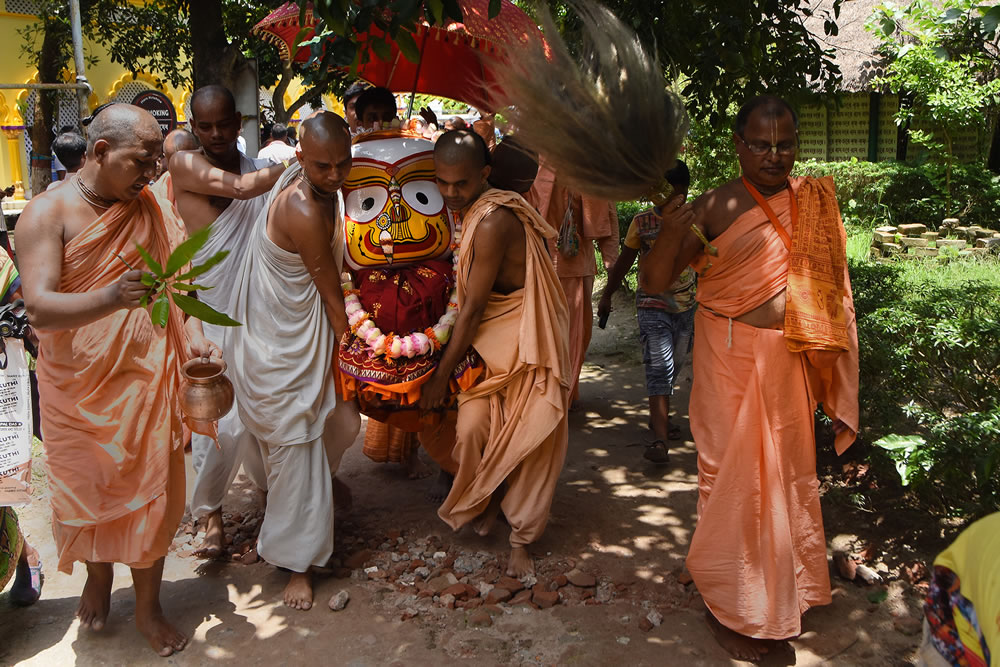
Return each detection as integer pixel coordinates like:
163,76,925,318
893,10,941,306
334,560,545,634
741,176,796,251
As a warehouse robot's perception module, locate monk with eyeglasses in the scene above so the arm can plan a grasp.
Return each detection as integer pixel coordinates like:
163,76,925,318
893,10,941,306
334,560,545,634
640,96,859,661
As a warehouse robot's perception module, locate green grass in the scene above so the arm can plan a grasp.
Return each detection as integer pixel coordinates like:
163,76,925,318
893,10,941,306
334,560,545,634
848,225,1000,289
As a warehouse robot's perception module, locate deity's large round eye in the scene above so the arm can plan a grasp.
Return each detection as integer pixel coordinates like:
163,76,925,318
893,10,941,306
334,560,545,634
344,185,389,223
401,180,444,216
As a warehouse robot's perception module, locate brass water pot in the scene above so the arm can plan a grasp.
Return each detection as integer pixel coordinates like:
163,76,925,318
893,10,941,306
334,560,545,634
179,358,234,427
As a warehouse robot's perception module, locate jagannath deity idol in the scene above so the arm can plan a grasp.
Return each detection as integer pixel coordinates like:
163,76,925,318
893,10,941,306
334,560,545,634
337,126,479,429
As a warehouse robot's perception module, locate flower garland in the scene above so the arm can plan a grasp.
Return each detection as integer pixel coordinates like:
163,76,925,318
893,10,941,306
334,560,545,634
342,217,461,360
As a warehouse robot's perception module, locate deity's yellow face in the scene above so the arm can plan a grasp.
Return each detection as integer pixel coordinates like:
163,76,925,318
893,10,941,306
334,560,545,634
343,131,454,270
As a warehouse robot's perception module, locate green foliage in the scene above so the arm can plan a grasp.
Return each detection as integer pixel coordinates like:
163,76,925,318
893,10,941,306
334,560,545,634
683,115,740,197
795,159,1000,229
127,225,241,329
868,0,1000,213
849,255,1000,512
549,0,846,126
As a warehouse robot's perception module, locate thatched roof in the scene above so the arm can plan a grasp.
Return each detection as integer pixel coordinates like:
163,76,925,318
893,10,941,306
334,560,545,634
804,0,885,92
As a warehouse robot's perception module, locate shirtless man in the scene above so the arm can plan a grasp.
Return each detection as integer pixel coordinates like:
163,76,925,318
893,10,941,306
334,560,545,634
168,85,284,559
228,112,360,609
18,104,218,656
420,130,570,577
151,129,198,201
640,96,858,660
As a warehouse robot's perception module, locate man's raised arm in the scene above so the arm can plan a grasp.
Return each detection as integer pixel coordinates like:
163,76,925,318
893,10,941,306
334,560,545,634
418,209,513,410
638,194,706,295
18,200,147,331
170,151,285,201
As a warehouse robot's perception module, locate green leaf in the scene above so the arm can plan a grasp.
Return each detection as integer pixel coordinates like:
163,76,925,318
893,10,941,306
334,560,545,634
135,243,164,277
174,250,230,282
140,273,157,287
873,434,926,451
371,36,391,62
151,293,170,328
866,589,888,604
164,225,212,278
395,28,420,63
488,0,501,20
170,282,213,292
982,6,1000,35
428,0,444,25
170,292,242,327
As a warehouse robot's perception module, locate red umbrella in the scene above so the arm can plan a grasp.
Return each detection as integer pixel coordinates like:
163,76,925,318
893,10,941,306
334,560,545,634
251,1,541,107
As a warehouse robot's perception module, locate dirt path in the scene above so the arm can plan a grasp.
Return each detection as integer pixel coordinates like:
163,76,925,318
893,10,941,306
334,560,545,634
2,296,925,665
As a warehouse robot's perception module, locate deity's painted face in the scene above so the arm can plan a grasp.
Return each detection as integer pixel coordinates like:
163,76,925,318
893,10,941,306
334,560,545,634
343,130,455,270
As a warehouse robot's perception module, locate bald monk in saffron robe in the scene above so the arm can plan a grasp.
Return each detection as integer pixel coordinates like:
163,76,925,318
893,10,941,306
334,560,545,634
17,104,221,656
640,96,859,661
528,163,618,403
420,130,570,577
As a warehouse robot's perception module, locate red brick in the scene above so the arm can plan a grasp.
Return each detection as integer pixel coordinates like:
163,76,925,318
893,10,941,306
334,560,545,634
533,590,559,609
496,576,525,593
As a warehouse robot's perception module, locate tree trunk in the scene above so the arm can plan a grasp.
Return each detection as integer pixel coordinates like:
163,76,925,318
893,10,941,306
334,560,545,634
189,0,246,92
29,22,64,197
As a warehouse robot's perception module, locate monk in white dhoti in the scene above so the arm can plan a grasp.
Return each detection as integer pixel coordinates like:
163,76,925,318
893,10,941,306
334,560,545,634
420,130,570,577
169,86,286,558
640,96,859,661
17,105,220,656
229,112,360,610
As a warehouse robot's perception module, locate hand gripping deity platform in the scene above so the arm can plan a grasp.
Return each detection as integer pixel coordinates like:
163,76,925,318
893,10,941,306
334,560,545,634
337,127,480,429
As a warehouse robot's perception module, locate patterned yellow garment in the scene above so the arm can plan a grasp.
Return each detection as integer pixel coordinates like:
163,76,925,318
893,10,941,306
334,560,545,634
784,176,850,353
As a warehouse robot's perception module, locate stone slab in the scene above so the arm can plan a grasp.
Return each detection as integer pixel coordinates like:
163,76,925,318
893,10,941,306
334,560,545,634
936,239,967,249
900,237,928,248
898,223,928,236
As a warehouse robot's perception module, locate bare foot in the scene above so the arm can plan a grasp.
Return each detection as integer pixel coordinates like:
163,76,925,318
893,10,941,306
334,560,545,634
506,546,534,578
77,562,113,631
472,492,503,537
136,607,188,657
193,509,225,559
428,470,453,504
333,477,353,511
705,610,770,661
283,571,314,610
404,447,433,480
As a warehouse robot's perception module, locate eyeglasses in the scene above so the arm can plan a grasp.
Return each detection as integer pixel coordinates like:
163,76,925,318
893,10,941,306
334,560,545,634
736,135,798,156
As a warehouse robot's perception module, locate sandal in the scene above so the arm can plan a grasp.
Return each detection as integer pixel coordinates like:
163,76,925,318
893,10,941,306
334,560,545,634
10,558,42,606
643,440,670,465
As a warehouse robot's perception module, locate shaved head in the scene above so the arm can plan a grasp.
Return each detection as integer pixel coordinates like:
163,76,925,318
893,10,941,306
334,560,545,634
163,128,199,160
87,104,162,154
190,85,237,119
434,130,492,211
435,129,491,170
299,111,350,149
297,112,352,195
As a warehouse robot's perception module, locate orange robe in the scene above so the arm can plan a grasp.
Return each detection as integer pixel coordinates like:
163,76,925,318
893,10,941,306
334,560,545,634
528,164,618,402
686,177,859,640
438,189,570,545
36,188,190,574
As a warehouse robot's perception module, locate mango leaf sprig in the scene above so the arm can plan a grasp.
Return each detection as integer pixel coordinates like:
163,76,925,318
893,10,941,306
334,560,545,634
119,225,241,328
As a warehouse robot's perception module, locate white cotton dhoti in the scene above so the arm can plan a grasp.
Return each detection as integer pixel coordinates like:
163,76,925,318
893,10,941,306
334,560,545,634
229,164,359,573
256,401,359,572
175,152,272,518
189,408,266,519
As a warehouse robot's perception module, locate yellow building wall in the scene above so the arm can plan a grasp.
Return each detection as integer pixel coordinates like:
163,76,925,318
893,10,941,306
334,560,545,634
1,8,196,198
1,6,346,199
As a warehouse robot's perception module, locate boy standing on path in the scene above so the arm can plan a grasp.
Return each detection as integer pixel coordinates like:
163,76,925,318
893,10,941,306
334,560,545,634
598,160,696,464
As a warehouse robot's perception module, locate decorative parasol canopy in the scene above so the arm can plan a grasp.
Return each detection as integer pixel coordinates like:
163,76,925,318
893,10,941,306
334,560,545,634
251,0,541,108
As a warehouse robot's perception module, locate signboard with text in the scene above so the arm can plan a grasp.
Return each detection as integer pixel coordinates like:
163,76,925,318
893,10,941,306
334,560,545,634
132,90,177,135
